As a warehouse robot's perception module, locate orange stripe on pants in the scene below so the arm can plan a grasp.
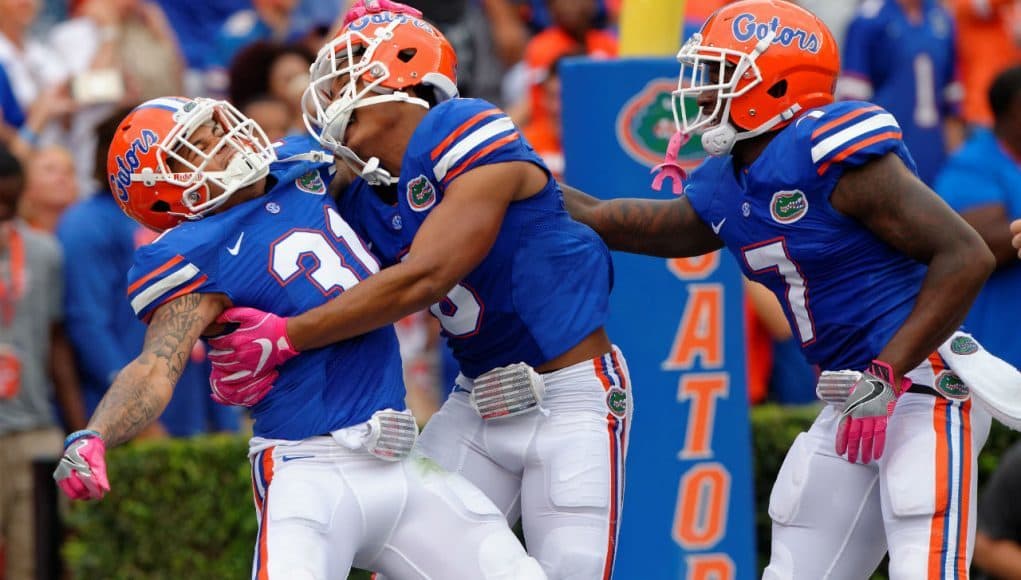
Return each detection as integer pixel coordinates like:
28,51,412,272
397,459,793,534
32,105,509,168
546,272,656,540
257,448,276,580
955,401,973,579
927,400,950,579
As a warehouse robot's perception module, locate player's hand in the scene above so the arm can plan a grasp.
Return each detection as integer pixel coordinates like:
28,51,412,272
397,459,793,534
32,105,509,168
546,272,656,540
342,0,423,27
206,308,298,407
1010,219,1021,259
53,430,110,501
835,360,910,464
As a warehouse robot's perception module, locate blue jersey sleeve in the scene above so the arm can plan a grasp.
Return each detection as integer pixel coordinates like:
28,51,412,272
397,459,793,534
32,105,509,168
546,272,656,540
416,98,538,188
802,101,913,178
126,222,227,322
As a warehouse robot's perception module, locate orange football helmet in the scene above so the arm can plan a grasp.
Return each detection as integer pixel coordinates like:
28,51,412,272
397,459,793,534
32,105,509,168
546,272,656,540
673,0,840,156
302,11,457,184
108,97,276,232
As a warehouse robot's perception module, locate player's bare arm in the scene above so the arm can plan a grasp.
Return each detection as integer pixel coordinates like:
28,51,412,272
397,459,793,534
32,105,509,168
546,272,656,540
956,203,1018,267
88,293,228,446
560,183,724,258
830,152,995,378
287,161,541,351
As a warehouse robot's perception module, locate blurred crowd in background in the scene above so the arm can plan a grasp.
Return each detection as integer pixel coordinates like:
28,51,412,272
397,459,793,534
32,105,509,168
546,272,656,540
2,0,1021,579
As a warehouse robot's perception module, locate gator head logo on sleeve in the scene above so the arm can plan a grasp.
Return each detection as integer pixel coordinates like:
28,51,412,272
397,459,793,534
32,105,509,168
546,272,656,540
295,171,326,194
616,79,704,170
950,335,979,355
407,175,436,211
770,190,808,224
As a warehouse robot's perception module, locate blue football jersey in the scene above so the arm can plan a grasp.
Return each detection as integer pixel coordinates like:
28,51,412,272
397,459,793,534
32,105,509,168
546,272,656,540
391,98,613,378
841,0,959,186
126,137,405,440
684,101,927,371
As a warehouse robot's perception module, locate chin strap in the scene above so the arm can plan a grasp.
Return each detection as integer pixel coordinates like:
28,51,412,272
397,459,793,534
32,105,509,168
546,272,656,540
651,131,692,194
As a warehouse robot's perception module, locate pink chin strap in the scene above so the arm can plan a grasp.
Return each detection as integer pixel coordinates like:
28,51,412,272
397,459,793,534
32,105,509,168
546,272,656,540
650,131,692,195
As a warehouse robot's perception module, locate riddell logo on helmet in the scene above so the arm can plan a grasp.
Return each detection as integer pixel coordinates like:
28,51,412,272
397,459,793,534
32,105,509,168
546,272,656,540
347,12,435,34
112,129,158,202
731,13,821,54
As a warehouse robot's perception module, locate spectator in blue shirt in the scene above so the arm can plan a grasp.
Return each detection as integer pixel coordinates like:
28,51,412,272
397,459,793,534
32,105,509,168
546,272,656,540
56,108,239,436
935,65,1021,367
838,0,963,186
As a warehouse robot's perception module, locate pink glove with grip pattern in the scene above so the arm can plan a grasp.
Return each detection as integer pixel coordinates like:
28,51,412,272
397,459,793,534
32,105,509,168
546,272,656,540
835,360,911,464
53,430,110,501
206,308,298,407
342,0,422,26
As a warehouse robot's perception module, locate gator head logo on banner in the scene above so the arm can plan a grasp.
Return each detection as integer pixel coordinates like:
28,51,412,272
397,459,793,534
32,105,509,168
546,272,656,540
616,79,704,170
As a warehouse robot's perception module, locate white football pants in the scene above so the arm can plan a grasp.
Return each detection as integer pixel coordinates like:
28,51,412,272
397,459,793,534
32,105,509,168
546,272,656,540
763,384,991,579
247,432,545,579
416,347,633,580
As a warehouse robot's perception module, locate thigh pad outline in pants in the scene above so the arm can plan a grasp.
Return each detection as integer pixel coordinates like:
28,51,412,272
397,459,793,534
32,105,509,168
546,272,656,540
764,414,888,580
369,453,546,580
417,392,524,520
523,412,619,580
258,462,355,580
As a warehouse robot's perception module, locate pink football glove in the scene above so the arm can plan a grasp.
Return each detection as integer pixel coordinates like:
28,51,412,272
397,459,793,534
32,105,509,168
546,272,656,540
206,308,298,407
835,360,911,464
342,0,422,26
53,430,110,501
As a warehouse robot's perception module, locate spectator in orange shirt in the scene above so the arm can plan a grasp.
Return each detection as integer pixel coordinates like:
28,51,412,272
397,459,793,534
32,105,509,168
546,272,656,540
953,0,1021,127
521,0,617,126
522,53,578,179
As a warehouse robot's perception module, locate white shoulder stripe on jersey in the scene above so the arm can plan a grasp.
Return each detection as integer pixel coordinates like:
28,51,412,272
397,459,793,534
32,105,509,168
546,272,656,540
810,113,900,163
433,117,516,182
130,263,200,315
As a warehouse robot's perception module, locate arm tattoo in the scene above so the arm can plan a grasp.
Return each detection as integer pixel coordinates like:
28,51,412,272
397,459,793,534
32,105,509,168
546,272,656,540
590,198,723,258
90,294,216,447
560,182,722,257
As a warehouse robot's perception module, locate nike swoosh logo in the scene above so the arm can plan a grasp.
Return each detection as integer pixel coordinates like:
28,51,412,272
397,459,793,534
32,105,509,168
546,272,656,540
844,380,886,414
281,455,314,462
253,338,273,375
711,218,726,234
227,232,245,256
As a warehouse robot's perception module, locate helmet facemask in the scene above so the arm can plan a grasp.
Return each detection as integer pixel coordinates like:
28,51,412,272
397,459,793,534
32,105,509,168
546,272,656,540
142,99,276,219
673,29,781,156
302,17,432,186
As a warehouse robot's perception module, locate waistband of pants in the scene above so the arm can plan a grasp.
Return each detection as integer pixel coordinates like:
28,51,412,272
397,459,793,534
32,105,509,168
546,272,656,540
452,345,626,394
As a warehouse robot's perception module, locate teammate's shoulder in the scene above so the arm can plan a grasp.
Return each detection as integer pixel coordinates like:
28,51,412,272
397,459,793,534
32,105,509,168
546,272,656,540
268,134,333,186
271,134,327,160
411,98,522,184
417,98,508,143
790,101,902,175
137,219,228,264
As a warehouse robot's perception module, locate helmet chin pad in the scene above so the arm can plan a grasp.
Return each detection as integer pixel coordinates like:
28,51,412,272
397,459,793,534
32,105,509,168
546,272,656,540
701,123,739,157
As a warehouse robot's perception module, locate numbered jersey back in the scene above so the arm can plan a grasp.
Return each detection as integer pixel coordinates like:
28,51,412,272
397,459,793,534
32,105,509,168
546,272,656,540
684,101,927,372
388,98,613,378
127,139,405,439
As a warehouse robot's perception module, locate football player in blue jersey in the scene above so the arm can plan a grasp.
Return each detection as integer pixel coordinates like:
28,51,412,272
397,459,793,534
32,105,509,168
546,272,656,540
205,6,632,578
564,1,996,578
836,0,963,186
51,96,544,579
